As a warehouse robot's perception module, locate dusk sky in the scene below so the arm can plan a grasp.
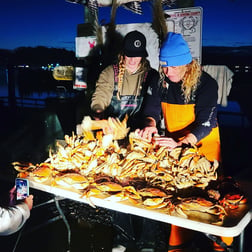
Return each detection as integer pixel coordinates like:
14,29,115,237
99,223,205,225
0,0,251,51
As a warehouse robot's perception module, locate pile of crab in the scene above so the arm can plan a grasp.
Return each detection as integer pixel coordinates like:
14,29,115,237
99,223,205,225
13,128,247,225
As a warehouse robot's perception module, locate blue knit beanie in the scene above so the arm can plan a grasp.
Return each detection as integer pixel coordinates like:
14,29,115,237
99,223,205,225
159,32,192,67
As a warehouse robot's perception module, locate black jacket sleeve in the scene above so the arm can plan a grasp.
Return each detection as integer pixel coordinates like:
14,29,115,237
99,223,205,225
191,71,219,141
140,69,162,127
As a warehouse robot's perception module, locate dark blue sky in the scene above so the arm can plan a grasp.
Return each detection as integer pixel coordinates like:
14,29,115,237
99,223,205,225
0,0,251,51
196,0,252,47
0,0,84,51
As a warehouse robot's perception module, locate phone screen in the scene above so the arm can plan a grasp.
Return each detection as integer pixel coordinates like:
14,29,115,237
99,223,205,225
16,178,29,200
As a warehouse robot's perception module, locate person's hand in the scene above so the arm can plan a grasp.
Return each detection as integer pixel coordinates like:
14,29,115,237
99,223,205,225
153,136,178,150
178,133,197,146
93,110,104,121
135,127,158,142
9,186,16,204
24,195,34,210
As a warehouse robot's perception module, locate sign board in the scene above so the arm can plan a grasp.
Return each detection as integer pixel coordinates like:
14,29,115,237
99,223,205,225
73,67,87,89
164,7,202,63
75,36,97,58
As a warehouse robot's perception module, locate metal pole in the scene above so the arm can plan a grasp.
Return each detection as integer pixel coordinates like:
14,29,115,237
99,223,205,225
239,230,244,252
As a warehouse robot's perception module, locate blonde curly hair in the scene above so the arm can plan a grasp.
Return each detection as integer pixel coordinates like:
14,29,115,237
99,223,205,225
160,59,201,103
181,59,201,103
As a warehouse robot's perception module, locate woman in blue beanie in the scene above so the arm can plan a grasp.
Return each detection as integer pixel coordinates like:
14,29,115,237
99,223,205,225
138,32,232,251
141,32,220,161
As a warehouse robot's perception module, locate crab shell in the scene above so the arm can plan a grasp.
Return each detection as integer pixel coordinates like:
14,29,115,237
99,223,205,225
143,197,165,206
94,182,123,192
12,161,36,172
219,194,247,209
30,164,52,182
176,197,227,217
54,173,89,190
138,187,168,197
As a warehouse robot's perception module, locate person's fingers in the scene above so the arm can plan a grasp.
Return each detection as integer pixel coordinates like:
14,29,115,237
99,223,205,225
154,137,177,149
144,130,153,141
134,129,141,135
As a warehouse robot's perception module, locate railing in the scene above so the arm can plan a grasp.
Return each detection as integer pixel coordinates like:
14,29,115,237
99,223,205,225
0,84,76,109
0,96,46,108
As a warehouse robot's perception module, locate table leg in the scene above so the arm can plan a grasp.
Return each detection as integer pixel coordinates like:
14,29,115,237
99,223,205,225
239,230,244,252
204,233,234,252
54,196,71,251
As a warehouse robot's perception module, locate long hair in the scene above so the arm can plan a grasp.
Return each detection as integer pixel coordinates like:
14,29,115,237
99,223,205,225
116,53,151,99
181,59,201,103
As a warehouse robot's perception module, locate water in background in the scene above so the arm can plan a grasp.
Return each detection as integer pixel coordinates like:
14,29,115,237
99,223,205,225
1,65,252,129
0,67,76,108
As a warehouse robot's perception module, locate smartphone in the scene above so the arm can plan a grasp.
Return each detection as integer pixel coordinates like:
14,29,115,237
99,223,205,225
16,178,29,200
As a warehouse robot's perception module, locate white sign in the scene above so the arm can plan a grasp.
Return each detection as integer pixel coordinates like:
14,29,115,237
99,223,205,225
74,67,87,89
164,7,202,63
75,36,97,58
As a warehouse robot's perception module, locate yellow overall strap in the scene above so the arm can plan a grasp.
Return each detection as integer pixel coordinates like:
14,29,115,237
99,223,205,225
161,102,221,161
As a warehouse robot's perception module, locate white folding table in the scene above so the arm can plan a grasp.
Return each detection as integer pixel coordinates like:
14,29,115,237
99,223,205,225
28,180,252,252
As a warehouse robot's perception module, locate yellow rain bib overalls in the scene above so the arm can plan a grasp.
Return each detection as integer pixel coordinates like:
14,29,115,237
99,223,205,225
162,102,221,161
161,75,228,251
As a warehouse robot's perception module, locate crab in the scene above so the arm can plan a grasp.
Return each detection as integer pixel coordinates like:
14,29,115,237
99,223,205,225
29,163,53,183
93,181,123,193
80,115,130,140
137,187,168,198
13,123,238,220
219,194,247,209
12,161,37,172
128,131,153,153
53,172,90,190
173,197,227,221
142,197,168,208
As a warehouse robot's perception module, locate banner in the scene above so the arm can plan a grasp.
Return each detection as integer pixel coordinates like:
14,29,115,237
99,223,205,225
75,36,96,58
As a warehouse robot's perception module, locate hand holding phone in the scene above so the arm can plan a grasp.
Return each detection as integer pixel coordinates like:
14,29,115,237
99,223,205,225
16,178,29,200
24,195,34,210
